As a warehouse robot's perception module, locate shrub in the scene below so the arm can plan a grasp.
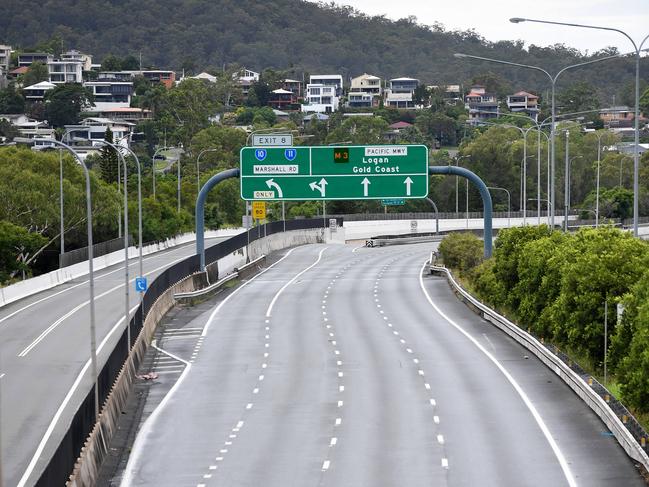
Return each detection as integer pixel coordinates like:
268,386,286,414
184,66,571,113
438,232,483,273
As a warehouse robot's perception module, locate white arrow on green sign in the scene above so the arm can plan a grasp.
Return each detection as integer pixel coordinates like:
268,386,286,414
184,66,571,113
240,145,429,200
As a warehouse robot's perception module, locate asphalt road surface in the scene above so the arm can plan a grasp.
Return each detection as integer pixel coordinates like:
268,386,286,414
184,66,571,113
0,236,228,487
119,243,644,487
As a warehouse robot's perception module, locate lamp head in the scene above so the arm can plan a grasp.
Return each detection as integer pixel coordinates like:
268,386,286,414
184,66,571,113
453,53,467,59
509,17,526,23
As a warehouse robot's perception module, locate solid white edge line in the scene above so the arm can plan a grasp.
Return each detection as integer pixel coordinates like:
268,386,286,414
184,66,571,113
418,261,577,487
17,253,193,357
17,302,139,487
0,236,225,324
123,246,313,483
265,247,328,317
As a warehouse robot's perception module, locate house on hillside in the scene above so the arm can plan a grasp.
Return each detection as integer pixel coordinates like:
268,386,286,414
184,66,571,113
121,70,176,89
61,50,93,71
64,117,134,145
465,85,499,124
23,81,56,101
384,77,419,108
18,53,53,67
348,73,382,107
309,75,343,96
282,79,303,99
269,88,298,110
48,59,84,84
507,91,539,122
301,84,339,113
0,45,11,75
84,75,133,110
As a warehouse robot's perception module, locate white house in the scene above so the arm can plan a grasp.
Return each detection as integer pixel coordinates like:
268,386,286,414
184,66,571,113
48,59,84,84
348,73,382,107
23,81,56,100
64,117,134,145
83,78,133,110
61,50,93,71
301,84,340,113
309,75,343,96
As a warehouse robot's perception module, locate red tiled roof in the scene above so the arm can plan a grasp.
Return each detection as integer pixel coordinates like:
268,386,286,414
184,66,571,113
513,91,538,98
10,66,29,75
389,121,413,129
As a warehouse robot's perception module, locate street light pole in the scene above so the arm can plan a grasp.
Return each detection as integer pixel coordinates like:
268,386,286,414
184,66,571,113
455,51,624,230
510,17,649,237
59,150,65,256
488,186,511,227
45,139,100,419
151,146,171,200
564,130,570,232
196,148,218,194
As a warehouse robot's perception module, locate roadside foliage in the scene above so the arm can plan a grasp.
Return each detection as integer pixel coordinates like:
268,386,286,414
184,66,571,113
441,226,649,413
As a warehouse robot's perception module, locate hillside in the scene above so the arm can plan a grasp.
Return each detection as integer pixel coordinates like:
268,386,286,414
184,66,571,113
0,0,646,99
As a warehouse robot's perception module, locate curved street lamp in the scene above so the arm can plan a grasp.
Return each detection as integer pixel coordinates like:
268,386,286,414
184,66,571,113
42,139,100,420
455,50,625,229
510,17,649,237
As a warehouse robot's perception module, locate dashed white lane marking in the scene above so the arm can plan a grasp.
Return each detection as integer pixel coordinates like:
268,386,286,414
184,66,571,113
330,437,338,446
335,418,342,426
322,460,331,471
441,458,449,468
437,434,445,444
418,260,577,487
434,416,440,424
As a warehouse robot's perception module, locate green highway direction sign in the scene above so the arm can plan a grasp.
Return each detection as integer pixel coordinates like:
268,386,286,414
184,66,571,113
240,145,428,201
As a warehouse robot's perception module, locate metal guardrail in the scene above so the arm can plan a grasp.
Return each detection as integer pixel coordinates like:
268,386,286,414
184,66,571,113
59,235,132,268
366,234,444,247
429,263,649,474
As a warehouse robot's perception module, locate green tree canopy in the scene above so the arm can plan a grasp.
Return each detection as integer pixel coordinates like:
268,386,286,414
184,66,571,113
44,83,94,127
22,61,49,87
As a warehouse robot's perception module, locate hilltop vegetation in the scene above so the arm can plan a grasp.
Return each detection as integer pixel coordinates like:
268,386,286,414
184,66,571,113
0,0,647,100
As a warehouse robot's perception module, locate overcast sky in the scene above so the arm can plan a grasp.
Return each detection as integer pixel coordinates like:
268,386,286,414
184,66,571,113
331,0,649,55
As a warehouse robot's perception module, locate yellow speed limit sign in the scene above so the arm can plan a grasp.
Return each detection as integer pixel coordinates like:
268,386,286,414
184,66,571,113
252,201,266,220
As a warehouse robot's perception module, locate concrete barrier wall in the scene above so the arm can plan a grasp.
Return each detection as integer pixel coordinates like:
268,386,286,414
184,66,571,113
67,228,326,486
431,264,649,473
0,228,244,309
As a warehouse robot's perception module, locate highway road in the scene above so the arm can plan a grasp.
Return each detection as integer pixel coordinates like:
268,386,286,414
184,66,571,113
0,236,229,487
119,243,644,487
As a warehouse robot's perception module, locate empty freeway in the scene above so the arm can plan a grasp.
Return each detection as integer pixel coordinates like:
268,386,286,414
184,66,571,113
0,236,231,487
118,243,643,487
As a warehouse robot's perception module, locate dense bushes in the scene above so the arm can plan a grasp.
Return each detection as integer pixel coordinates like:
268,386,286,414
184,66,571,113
452,225,649,413
438,232,483,273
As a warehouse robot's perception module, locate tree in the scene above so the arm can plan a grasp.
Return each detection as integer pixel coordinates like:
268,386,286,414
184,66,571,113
413,85,430,106
438,232,483,273
0,146,120,272
101,54,123,71
0,83,25,113
99,127,119,184
0,220,48,282
190,125,247,172
640,86,649,118
157,78,221,146
44,83,94,128
557,81,600,115
470,72,512,99
325,116,389,145
121,54,140,70
0,119,19,142
22,61,49,87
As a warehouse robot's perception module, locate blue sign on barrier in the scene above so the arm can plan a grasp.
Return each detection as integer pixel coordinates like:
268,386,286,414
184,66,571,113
135,277,147,292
